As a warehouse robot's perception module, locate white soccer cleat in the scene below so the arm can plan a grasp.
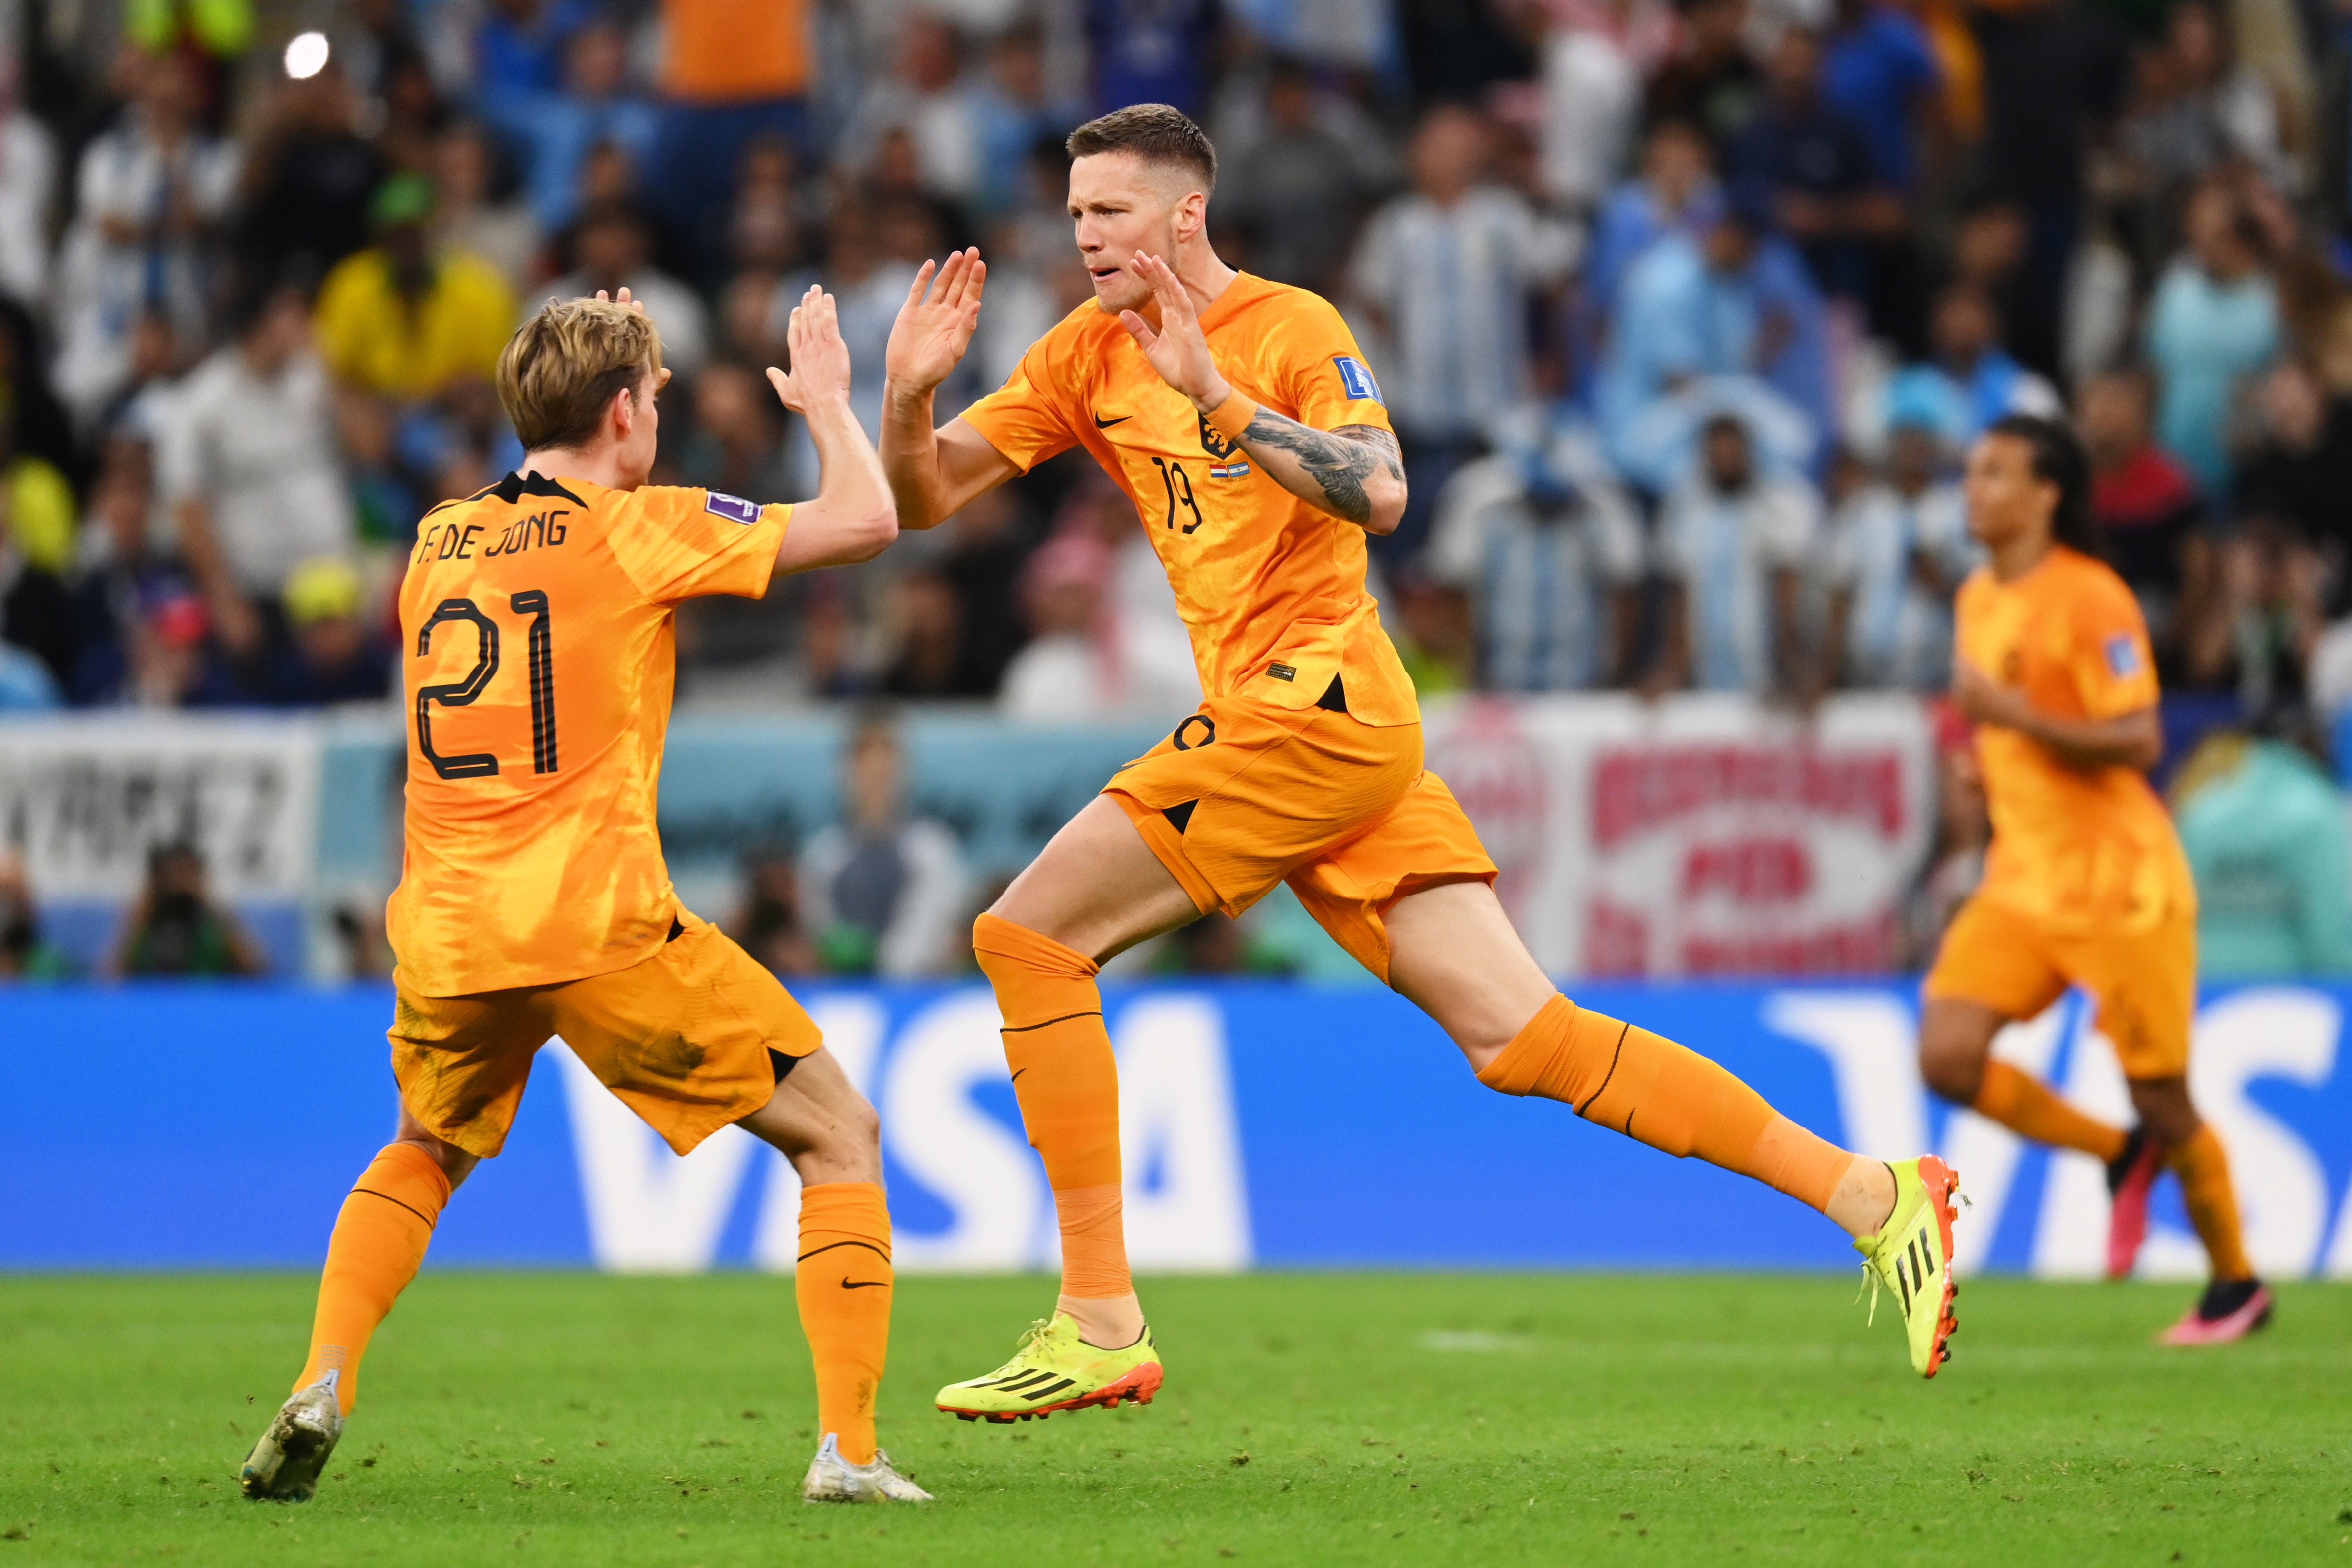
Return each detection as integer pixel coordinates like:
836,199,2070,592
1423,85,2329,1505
239,1378,343,1502
799,1432,933,1503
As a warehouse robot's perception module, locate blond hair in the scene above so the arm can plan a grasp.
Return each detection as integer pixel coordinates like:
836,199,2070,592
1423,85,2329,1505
496,297,666,451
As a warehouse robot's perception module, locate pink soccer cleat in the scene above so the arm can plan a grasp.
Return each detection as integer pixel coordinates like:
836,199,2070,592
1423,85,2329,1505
2104,1127,2166,1281
2157,1279,2273,1346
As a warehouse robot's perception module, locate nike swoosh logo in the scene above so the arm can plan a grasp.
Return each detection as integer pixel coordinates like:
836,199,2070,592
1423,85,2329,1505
1093,414,1130,428
841,1278,889,1290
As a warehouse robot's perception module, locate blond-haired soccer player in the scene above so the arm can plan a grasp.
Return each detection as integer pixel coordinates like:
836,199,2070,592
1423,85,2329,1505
240,288,933,1505
879,104,1962,1419
1925,414,2266,1344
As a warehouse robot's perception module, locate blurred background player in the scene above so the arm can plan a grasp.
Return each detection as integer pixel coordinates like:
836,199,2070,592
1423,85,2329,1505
1919,414,2266,1346
880,104,1961,1421
238,287,928,1505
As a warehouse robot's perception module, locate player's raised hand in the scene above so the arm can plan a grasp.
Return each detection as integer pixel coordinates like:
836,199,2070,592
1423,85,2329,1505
885,248,985,395
1120,252,1230,411
767,284,852,413
593,286,646,315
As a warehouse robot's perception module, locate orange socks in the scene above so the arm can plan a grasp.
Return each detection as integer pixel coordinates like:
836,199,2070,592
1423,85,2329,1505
1971,1060,2127,1162
795,1181,893,1465
295,1142,451,1415
2169,1124,2253,1281
1479,994,1855,1212
973,913,1130,1301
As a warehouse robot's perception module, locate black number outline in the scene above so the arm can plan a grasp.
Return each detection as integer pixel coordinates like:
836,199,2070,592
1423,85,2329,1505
1149,457,1206,535
512,590,557,774
415,599,501,779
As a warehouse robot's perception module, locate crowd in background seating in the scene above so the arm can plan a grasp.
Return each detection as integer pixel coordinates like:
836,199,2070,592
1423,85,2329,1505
3,0,2352,978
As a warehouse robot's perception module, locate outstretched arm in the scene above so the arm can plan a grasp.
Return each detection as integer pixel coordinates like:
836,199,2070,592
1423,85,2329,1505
880,249,1019,529
764,284,899,574
1121,252,1407,534
1952,659,2163,771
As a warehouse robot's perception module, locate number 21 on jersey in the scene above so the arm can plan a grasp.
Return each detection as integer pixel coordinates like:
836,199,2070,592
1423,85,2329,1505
414,590,558,779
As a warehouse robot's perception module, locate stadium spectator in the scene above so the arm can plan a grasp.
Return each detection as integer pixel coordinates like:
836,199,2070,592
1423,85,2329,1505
1821,408,1975,690
966,28,1081,221
51,48,240,432
1643,0,1763,155
0,420,79,693
2144,177,2280,498
933,488,1032,699
547,202,705,375
836,16,987,210
63,441,204,705
999,529,1118,721
1212,57,1375,294
2231,359,2352,592
1349,103,1577,560
1596,194,1832,467
1731,27,1905,309
1819,0,1942,198
516,18,659,233
1650,412,1822,696
0,847,71,979
2079,368,2211,674
1877,283,2060,454
1087,0,1218,118
1424,411,1646,691
1581,118,1722,383
1535,0,1666,213
2173,729,2352,978
2118,0,2290,206
731,848,819,976
112,841,266,977
314,173,517,402
232,56,387,285
430,121,543,292
0,58,56,313
159,278,359,662
797,713,969,977
266,556,393,707
648,0,814,249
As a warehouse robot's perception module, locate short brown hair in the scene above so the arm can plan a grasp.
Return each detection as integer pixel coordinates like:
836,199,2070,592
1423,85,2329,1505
1066,103,1217,193
496,297,665,451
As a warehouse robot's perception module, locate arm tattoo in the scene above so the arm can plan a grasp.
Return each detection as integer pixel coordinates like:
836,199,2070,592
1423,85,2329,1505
1237,412,1403,526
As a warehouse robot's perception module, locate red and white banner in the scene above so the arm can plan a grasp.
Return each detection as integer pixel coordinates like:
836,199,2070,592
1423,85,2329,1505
1424,694,1937,979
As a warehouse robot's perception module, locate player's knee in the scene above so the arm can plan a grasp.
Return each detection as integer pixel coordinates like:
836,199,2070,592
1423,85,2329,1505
1916,1035,1984,1105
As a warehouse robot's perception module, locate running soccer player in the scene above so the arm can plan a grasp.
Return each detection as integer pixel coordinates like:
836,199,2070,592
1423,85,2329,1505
1922,414,2266,1344
240,288,933,1505
878,104,1961,1416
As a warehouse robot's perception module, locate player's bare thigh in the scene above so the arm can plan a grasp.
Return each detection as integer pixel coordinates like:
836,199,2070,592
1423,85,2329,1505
989,793,1204,964
735,1046,882,1186
1917,997,2007,1104
1384,880,1557,1073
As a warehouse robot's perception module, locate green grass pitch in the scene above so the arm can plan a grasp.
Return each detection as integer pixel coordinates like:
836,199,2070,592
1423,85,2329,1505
0,1272,2346,1566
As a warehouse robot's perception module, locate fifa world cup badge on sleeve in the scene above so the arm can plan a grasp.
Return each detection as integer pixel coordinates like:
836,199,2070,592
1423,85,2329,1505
705,491,762,525
1333,355,1382,403
2104,633,2141,678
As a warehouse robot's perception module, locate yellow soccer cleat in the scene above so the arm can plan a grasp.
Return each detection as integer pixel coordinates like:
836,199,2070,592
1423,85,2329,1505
936,1313,1163,1423
1854,1155,1962,1378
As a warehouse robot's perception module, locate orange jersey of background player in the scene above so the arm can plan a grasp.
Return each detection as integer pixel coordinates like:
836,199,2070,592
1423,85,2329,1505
1954,543,2195,935
959,273,1419,726
386,471,789,996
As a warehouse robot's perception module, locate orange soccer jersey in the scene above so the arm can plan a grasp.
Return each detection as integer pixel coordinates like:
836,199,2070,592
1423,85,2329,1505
1952,545,2196,935
385,471,790,996
959,272,1419,727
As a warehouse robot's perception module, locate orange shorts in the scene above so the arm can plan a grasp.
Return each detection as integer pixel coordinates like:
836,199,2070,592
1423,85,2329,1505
1922,895,2196,1080
1106,692,1496,982
389,916,822,1158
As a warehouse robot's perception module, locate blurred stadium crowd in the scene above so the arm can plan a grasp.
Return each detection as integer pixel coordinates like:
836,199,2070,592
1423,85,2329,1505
0,0,2346,720
4,0,2352,981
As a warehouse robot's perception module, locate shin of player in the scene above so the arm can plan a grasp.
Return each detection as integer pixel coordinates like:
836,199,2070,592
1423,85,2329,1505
1918,416,2261,1344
